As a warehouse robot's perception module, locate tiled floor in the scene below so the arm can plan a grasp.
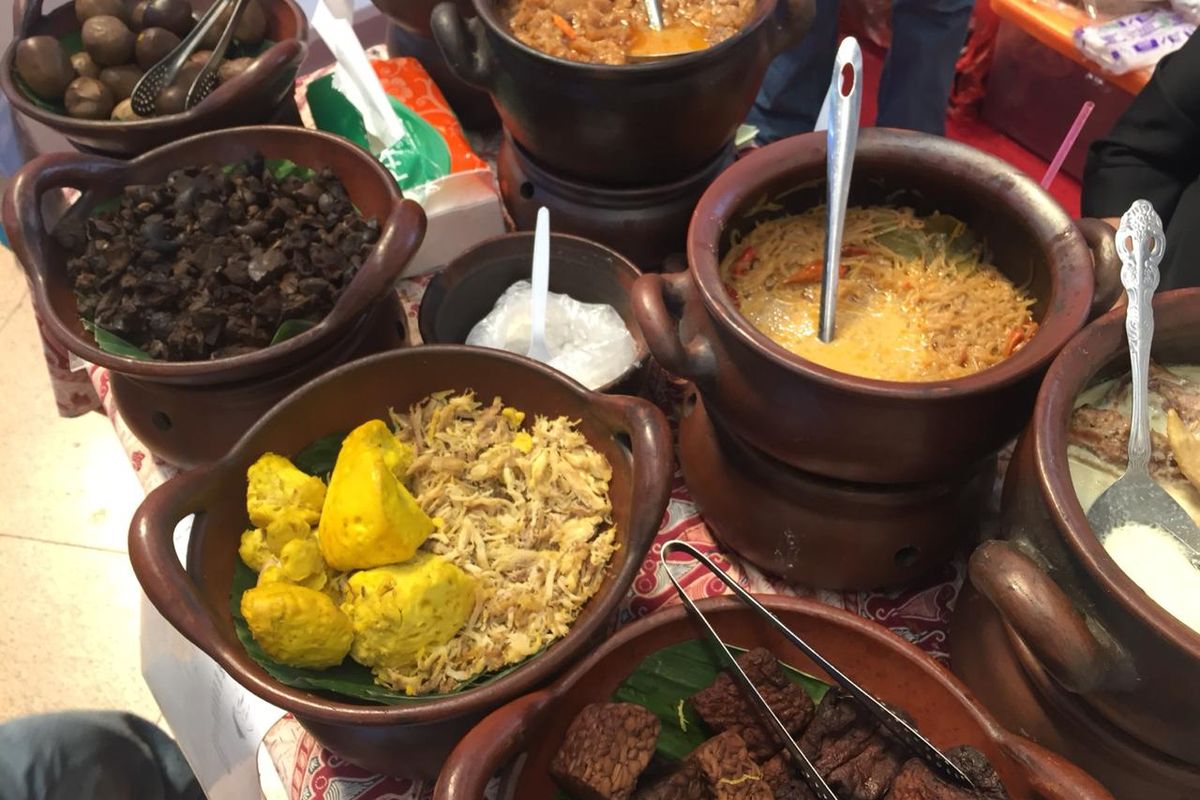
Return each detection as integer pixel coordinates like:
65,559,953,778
0,246,161,724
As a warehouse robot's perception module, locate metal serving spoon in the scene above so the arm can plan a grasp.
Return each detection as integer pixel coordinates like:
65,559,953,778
818,37,862,343
1086,200,1200,558
129,0,251,116
644,0,664,31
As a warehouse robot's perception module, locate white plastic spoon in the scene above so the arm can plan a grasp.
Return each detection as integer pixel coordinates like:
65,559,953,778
528,207,552,363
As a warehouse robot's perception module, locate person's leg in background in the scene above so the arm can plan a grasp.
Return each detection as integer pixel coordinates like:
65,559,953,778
0,711,202,800
746,0,841,142
876,0,975,134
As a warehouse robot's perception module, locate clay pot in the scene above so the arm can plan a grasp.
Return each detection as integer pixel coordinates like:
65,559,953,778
1,125,427,466
634,129,1122,484
3,0,308,158
434,596,1115,799
384,20,498,131
128,346,674,777
496,133,733,270
952,289,1200,774
417,232,649,394
678,388,991,590
430,0,813,186
951,584,1200,800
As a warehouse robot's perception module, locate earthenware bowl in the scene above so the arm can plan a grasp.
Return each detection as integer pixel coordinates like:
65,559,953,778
129,345,674,777
2,125,427,465
430,0,814,185
678,388,992,590
953,288,1200,775
435,596,1115,799
3,0,308,157
418,232,649,394
634,129,1123,484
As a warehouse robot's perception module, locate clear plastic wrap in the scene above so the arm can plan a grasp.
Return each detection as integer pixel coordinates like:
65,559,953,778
1074,10,1194,74
466,281,638,390
1173,0,1200,24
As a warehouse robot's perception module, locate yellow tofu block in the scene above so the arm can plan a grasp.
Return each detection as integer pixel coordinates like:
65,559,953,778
318,421,433,571
346,419,414,479
240,582,353,669
341,552,476,673
246,453,327,528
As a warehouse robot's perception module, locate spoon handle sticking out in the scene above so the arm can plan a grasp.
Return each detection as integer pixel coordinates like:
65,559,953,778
644,0,664,31
819,37,862,344
527,207,551,363
1116,200,1166,477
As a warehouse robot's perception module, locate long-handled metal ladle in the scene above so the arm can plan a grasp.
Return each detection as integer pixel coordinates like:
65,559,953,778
818,37,862,343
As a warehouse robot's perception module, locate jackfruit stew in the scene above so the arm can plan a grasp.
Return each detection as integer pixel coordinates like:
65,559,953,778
233,392,618,697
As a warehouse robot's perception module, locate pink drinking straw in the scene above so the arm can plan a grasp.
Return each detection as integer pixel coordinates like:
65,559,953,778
1041,101,1096,189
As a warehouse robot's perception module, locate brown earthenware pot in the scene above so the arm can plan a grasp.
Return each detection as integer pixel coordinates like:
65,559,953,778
430,0,813,186
384,22,498,131
417,232,649,395
496,133,734,270
3,0,308,158
128,346,674,777
951,583,1200,800
634,129,1122,484
952,289,1200,771
678,388,991,590
434,596,1115,800
2,125,427,465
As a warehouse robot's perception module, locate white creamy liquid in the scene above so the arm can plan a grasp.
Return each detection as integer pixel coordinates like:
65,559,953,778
466,280,638,391
1068,365,1200,633
1103,522,1200,633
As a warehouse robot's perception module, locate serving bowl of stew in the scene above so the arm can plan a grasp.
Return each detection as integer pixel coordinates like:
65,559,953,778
633,128,1121,484
950,289,1200,797
430,0,813,185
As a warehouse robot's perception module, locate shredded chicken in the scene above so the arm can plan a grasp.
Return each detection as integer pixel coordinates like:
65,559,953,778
377,391,618,694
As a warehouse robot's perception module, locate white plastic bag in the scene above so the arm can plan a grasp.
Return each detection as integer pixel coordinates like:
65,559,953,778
466,281,638,390
1173,0,1200,25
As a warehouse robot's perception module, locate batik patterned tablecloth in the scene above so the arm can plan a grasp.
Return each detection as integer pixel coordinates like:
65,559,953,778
81,269,989,800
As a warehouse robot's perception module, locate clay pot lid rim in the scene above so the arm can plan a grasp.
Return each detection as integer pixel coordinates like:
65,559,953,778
180,344,666,723
685,128,1095,400
1033,287,1200,656
468,0,775,73
1,0,310,132
419,230,651,378
28,125,406,378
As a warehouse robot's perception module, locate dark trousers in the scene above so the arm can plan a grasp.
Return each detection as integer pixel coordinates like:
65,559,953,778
0,712,202,800
747,0,977,141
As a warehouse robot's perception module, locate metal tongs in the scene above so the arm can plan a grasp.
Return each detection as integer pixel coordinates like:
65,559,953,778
660,540,976,800
130,0,252,116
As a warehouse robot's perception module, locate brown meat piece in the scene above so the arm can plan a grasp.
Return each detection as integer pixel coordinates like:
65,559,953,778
798,690,880,775
1150,364,1200,427
884,758,982,800
633,758,711,800
690,731,773,799
551,702,661,800
946,746,1008,800
1068,405,1183,483
826,734,907,800
690,647,816,761
762,752,818,800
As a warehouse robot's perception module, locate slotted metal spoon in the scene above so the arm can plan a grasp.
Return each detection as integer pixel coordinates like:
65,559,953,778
129,0,252,116
1086,200,1200,559
660,540,976,800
